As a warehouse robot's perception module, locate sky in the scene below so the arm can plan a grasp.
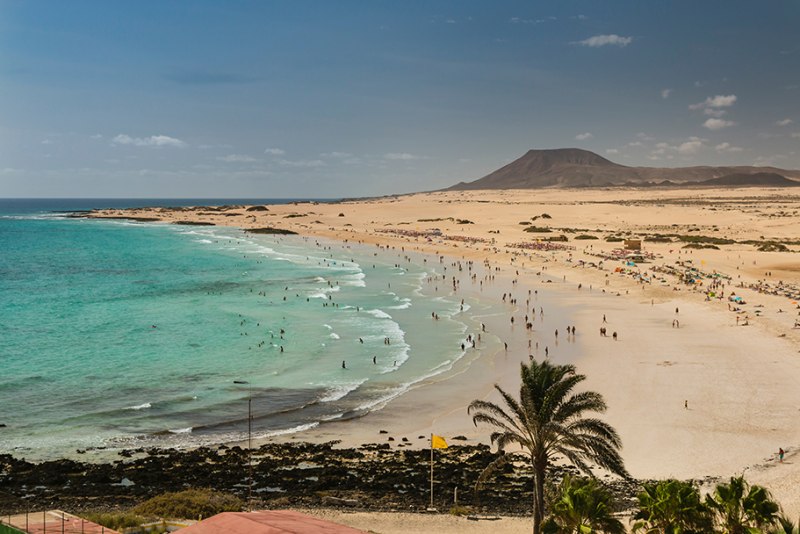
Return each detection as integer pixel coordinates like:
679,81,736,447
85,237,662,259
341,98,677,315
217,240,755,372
2,1,799,198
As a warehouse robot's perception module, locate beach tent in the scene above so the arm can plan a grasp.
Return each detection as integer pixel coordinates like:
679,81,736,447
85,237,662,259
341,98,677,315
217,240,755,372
177,510,365,533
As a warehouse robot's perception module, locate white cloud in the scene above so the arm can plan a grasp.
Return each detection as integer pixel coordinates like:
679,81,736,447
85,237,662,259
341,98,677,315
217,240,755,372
677,137,706,155
703,118,736,130
575,132,593,140
791,132,800,139
636,132,655,141
605,149,619,154
626,141,643,147
445,18,456,24
112,134,186,148
776,118,793,126
217,154,257,163
278,159,325,168
264,147,286,156
384,152,420,160
661,88,672,99
510,16,554,24
320,151,353,159
703,108,727,118
650,137,708,157
576,34,632,47
707,94,737,107
715,142,743,153
689,94,737,110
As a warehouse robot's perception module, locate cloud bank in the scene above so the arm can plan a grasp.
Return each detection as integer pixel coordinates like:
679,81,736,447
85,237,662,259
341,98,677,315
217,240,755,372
112,134,186,148
576,34,633,47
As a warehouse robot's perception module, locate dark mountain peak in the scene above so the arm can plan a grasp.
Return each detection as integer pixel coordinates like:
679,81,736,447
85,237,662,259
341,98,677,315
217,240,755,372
519,148,621,169
446,148,800,190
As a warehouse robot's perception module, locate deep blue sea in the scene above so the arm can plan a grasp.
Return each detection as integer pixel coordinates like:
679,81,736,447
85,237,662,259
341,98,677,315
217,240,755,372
0,199,497,459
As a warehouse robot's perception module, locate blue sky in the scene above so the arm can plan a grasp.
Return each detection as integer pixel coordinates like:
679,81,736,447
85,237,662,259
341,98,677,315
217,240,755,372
2,1,799,197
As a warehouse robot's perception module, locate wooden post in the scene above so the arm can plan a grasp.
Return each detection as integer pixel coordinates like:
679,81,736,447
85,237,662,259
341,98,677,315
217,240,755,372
429,434,434,509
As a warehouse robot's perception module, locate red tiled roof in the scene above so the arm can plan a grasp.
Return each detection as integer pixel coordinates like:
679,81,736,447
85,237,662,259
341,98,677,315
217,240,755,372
178,510,365,534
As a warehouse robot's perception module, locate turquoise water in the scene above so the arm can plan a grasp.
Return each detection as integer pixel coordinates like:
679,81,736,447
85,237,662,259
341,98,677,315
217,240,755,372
0,200,497,458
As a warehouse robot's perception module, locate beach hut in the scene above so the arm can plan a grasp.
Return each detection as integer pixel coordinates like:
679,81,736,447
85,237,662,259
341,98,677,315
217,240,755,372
624,239,642,251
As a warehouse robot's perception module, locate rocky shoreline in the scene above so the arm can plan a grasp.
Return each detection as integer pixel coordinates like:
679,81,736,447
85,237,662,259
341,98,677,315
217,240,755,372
0,442,641,517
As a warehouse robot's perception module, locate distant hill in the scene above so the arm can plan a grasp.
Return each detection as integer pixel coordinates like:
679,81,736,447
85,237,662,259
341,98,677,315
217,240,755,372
446,148,800,190
694,172,800,187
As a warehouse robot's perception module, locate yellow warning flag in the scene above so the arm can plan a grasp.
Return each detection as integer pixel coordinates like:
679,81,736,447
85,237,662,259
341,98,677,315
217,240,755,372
432,434,448,449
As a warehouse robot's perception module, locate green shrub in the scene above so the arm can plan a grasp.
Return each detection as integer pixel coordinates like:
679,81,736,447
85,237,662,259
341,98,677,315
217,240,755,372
677,235,734,245
524,226,552,233
133,489,244,520
83,512,146,530
756,242,788,252
682,243,719,249
605,236,624,242
574,234,598,240
449,505,471,516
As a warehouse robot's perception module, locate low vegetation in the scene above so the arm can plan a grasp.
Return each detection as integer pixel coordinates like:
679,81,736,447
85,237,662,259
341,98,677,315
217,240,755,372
133,488,243,521
83,512,148,531
524,226,552,233
244,227,298,235
683,243,720,249
573,234,598,240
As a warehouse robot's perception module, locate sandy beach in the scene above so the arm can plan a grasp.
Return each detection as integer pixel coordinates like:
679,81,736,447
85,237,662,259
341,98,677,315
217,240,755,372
84,188,800,517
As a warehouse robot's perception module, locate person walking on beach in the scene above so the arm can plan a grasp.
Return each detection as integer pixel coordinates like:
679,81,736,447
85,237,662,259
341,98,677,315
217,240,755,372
779,447,785,462
342,360,346,369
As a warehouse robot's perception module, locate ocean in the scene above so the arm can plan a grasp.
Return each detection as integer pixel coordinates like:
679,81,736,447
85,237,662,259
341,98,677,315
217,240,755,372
0,199,501,459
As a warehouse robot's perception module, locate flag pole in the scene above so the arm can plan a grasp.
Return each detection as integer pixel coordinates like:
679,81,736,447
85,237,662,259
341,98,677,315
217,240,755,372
430,433,434,509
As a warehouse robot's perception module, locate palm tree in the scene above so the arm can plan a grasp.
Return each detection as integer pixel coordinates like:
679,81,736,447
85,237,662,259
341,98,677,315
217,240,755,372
632,479,713,533
706,475,780,533
468,359,628,534
771,513,797,534
548,475,625,533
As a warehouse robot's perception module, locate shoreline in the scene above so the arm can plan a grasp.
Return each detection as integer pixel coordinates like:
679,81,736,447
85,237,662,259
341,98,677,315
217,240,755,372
7,188,800,516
